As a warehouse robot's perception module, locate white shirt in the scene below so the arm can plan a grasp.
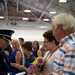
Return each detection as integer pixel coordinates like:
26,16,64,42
43,50,58,74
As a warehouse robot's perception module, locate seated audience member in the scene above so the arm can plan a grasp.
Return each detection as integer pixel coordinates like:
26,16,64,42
18,37,24,45
32,40,42,57
0,29,14,75
32,30,59,75
9,39,23,74
16,41,35,75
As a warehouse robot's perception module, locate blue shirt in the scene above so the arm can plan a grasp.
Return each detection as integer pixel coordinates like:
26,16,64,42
25,54,35,68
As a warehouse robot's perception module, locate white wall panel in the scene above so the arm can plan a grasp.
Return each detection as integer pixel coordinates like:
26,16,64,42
0,21,51,41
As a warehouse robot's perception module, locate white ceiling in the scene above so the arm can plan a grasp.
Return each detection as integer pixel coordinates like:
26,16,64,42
0,0,75,41
0,0,75,29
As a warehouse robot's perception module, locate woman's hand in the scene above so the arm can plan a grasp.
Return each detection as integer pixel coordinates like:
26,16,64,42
42,72,50,75
10,63,20,68
31,68,40,75
17,65,25,70
32,73,37,75
10,63,15,67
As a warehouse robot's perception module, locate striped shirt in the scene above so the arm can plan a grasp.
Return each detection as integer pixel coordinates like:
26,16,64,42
51,32,75,75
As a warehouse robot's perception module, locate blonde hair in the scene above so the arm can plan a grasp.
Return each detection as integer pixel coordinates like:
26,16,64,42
11,39,21,50
11,39,25,65
52,13,75,31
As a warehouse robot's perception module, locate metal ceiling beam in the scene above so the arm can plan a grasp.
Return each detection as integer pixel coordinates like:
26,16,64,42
10,0,51,24
16,0,19,12
1,0,9,25
4,0,9,25
16,0,39,21
0,1,5,17
39,0,54,20
14,0,50,17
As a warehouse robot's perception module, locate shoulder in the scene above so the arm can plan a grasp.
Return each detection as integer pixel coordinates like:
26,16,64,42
30,54,35,60
16,50,22,55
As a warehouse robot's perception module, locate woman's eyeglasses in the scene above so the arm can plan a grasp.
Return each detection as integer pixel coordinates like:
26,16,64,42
44,41,49,43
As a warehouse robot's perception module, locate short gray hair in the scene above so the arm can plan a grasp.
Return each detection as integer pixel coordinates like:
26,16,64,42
52,13,75,31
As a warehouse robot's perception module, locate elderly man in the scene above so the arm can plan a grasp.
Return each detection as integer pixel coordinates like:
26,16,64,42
51,13,75,75
0,29,14,75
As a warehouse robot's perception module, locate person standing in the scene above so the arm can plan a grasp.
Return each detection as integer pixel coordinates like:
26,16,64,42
9,39,23,74
51,13,75,75
31,30,59,75
42,30,59,74
0,29,14,75
16,41,35,75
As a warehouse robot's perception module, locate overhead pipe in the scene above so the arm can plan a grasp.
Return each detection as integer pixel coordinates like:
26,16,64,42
0,1,6,18
4,0,9,25
16,0,19,12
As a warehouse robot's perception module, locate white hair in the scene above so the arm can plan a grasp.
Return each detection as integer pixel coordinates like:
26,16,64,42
52,13,75,31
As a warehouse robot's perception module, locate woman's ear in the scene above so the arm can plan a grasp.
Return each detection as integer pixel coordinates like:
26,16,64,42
52,40,55,44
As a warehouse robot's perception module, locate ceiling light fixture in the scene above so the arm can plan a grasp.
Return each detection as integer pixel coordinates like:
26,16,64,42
49,11,56,14
39,26,48,28
43,19,49,21
24,10,31,13
59,0,67,2
0,16,4,19
22,18,28,20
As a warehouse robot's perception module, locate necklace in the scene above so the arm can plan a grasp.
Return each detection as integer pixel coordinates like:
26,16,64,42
45,47,58,60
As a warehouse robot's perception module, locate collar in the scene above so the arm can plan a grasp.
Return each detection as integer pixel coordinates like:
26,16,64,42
59,32,75,47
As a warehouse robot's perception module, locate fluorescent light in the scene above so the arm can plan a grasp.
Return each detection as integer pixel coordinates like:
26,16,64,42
24,10,31,13
59,0,67,2
49,11,56,14
22,18,28,20
43,19,49,21
39,26,48,28
0,16,4,19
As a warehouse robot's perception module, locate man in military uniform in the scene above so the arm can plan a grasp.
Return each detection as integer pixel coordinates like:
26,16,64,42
0,29,14,75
